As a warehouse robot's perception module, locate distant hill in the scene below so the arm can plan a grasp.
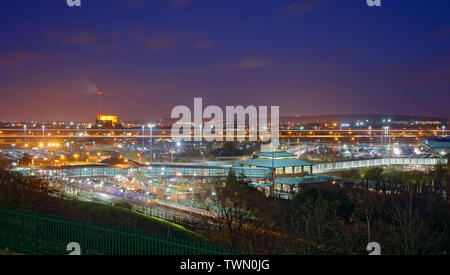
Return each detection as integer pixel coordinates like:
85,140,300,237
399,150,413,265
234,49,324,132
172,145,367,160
279,114,449,124
139,114,449,126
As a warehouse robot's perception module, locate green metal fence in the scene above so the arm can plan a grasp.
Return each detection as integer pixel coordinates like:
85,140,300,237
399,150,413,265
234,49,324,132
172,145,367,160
0,206,239,255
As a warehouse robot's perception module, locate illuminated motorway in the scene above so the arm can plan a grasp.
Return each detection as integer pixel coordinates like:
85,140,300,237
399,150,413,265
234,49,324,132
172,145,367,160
0,128,447,140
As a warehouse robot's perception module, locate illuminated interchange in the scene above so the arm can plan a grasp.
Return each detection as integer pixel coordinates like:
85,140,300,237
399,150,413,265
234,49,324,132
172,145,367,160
0,91,448,213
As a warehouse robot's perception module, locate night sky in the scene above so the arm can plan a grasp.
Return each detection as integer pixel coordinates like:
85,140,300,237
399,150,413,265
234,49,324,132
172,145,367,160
1,0,449,121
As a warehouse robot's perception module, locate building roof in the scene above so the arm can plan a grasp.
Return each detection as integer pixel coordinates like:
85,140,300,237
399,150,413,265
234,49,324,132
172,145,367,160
169,178,193,184
248,182,270,188
240,158,313,168
255,151,296,158
101,157,140,166
423,136,450,151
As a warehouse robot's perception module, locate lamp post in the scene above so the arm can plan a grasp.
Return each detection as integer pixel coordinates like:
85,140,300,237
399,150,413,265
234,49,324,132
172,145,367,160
197,125,203,147
387,119,391,159
443,126,446,136
142,125,145,152
383,126,391,160
271,149,275,197
42,125,45,150
148,124,155,162
23,124,27,147
31,156,37,167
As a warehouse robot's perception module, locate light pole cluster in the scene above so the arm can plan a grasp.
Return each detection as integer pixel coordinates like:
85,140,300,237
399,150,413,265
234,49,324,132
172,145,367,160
148,124,155,162
40,125,45,150
382,126,391,159
23,124,27,146
142,125,145,151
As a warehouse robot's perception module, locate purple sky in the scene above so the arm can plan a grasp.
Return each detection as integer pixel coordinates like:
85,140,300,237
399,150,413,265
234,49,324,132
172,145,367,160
0,0,449,121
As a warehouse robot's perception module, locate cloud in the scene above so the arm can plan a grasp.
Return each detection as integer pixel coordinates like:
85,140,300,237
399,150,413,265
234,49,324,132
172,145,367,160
430,27,450,38
0,51,43,67
44,30,66,40
217,56,269,70
278,0,321,18
170,0,191,7
94,44,118,52
124,0,145,7
194,40,214,50
384,56,450,87
146,32,189,51
64,33,101,45
79,79,100,95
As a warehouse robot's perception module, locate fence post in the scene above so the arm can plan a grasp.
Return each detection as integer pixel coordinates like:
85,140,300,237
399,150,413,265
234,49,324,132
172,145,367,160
34,212,39,255
83,221,87,255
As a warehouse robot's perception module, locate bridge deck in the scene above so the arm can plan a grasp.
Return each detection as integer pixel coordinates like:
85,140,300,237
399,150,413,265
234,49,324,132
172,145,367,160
313,158,447,174
16,163,271,179
14,158,447,179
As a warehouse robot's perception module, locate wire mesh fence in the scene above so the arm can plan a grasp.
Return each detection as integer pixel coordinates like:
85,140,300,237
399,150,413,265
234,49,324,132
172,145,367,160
0,205,241,255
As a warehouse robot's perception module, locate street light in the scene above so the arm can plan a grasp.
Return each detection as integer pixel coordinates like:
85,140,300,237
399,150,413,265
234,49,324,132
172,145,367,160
443,126,446,136
170,149,174,163
383,126,391,159
41,125,46,150
142,125,145,151
31,156,38,166
148,124,155,162
23,124,27,147
199,125,203,146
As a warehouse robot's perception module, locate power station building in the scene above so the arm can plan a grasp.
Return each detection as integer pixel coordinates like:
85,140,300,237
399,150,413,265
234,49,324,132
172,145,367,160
95,90,118,128
96,114,118,128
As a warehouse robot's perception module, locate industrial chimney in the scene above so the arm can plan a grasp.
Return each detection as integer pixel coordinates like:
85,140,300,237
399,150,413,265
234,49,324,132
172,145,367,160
97,90,103,120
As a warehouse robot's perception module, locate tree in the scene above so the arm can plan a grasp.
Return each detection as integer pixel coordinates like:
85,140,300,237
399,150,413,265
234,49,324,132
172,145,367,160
21,153,33,166
280,185,366,254
0,169,51,211
0,156,11,170
385,193,448,255
348,188,382,244
194,170,275,252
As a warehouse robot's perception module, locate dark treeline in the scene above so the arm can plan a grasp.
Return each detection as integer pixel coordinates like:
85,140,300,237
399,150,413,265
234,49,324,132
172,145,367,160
332,166,449,200
1,153,449,254
0,158,194,239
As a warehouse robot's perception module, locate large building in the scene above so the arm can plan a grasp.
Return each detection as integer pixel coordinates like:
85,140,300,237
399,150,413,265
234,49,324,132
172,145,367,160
240,151,322,198
240,151,314,178
423,136,450,155
96,114,118,128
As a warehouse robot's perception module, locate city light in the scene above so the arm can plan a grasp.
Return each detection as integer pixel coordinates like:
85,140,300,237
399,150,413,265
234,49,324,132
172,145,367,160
0,1,448,259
